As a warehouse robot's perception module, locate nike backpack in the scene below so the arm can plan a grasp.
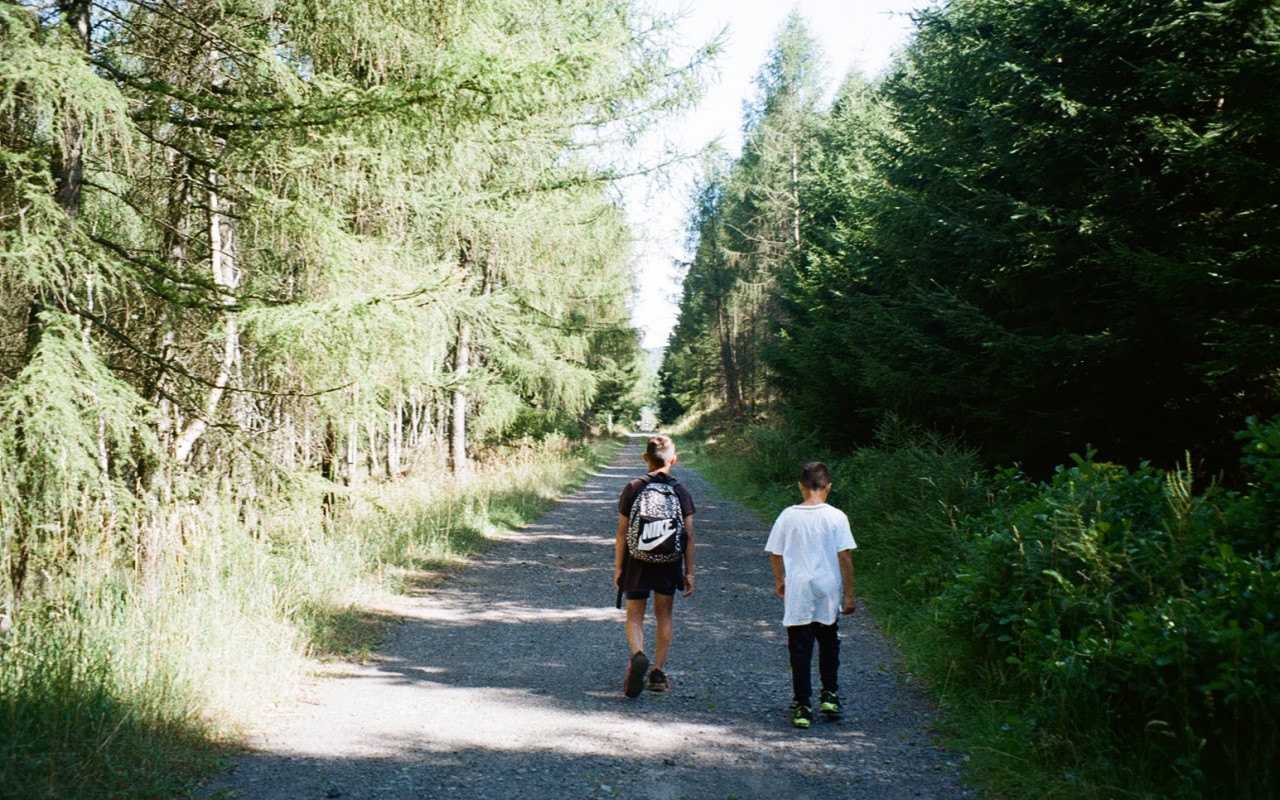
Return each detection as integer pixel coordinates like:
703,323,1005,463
626,479,686,564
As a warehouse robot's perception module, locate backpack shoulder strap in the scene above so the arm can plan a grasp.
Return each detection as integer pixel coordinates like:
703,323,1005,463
627,476,654,518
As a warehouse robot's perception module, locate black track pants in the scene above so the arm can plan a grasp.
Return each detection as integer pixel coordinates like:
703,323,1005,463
787,620,839,706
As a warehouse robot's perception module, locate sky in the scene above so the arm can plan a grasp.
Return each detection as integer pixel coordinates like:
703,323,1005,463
621,0,927,350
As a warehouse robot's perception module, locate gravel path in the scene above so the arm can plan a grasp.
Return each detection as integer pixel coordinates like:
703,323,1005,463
199,437,977,800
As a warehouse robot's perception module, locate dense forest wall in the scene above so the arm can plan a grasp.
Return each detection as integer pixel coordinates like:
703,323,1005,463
662,0,1279,476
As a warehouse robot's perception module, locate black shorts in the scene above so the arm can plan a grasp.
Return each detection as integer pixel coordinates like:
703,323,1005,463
621,558,683,600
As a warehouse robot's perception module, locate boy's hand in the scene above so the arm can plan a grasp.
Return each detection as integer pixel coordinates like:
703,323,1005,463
613,566,623,589
774,579,785,599
682,574,695,597
841,596,857,615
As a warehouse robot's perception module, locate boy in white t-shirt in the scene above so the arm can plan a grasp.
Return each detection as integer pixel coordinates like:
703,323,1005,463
764,461,857,729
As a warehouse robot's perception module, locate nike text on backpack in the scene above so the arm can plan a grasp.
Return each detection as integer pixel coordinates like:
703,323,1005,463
626,479,686,564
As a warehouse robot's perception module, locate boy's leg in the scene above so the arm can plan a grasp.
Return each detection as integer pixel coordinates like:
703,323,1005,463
624,597,648,656
815,620,840,694
623,596,650,698
786,623,817,706
651,592,674,670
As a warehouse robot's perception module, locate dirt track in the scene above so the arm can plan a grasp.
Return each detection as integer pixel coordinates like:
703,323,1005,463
199,436,976,799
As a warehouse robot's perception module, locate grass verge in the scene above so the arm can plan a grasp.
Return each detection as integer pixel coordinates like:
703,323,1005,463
680,414,1278,800
0,435,620,799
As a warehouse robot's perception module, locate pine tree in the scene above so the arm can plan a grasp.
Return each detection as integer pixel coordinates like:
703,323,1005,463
763,0,1280,472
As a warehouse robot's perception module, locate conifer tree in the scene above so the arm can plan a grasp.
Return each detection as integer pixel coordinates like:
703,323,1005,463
1,0,704,602
662,13,825,417
762,0,1280,472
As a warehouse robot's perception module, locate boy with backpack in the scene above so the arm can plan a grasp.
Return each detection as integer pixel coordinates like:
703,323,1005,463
614,435,696,698
764,461,857,728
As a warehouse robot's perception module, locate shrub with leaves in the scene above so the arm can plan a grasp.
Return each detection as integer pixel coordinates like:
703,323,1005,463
837,420,986,601
942,422,1280,798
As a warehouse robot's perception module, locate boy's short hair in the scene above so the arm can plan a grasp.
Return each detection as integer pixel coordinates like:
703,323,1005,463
645,435,676,467
800,461,832,490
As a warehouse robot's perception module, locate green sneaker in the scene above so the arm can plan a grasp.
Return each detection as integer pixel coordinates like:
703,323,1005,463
819,690,844,716
793,704,813,729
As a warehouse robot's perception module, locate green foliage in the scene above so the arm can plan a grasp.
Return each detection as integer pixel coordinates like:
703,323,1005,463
767,72,887,449
685,414,987,608
1234,415,1280,538
683,410,1279,799
672,5,1280,791
837,420,986,602
0,433,612,799
2,0,698,793
681,420,826,520
759,0,1280,473
0,316,147,503
941,425,1280,798
660,14,826,419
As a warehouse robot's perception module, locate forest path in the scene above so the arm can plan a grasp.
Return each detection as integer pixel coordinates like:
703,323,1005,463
199,436,976,800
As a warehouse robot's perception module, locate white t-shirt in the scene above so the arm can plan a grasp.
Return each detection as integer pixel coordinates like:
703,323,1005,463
764,503,857,627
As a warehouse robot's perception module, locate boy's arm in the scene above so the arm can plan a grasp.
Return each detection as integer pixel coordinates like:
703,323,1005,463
839,549,856,614
770,554,785,598
613,514,629,589
680,515,695,597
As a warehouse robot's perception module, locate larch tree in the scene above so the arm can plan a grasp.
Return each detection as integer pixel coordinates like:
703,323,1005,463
0,0,707,606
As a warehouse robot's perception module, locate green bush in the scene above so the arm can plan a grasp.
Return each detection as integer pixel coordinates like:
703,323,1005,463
691,416,987,602
837,419,987,601
940,423,1280,798
686,423,828,518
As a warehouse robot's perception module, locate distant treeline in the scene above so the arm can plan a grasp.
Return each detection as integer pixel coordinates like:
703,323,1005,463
661,0,1279,476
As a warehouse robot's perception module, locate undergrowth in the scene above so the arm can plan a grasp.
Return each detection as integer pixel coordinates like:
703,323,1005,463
682,411,1278,800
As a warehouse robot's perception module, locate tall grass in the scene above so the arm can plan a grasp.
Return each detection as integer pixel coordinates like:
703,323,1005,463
0,434,615,799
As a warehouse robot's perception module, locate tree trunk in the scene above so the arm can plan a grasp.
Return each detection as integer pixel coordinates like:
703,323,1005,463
408,392,424,453
321,420,339,517
791,143,801,247
345,418,360,488
53,0,89,218
366,415,381,479
450,318,471,475
387,400,403,479
172,174,240,465
716,300,742,414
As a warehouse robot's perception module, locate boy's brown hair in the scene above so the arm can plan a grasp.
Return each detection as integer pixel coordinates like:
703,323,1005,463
800,461,832,490
645,435,676,467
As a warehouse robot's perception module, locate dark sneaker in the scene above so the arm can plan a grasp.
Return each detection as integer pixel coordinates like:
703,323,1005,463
819,690,844,716
646,668,671,692
624,651,649,698
793,704,813,729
